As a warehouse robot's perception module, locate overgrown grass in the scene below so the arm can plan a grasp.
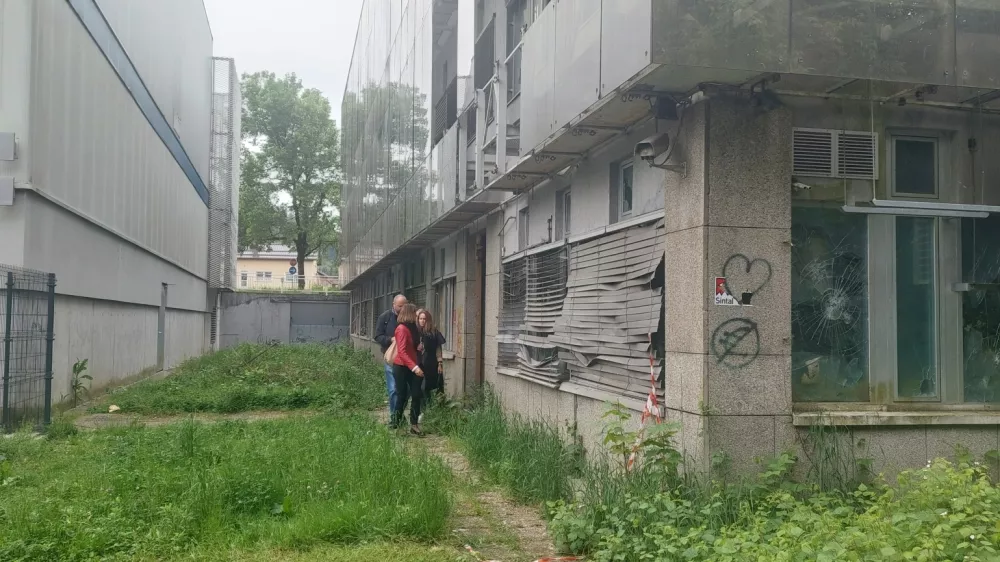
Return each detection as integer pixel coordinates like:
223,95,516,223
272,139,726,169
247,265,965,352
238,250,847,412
0,415,451,561
425,392,579,504
90,343,383,415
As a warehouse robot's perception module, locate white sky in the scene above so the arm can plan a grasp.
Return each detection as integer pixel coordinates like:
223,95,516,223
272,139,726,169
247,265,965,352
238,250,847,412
203,0,365,126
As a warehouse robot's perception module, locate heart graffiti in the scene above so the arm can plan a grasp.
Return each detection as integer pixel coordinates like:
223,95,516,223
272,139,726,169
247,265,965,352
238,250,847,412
722,254,772,305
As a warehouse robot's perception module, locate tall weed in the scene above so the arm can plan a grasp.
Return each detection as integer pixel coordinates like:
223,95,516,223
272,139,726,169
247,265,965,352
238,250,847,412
92,343,383,415
426,391,579,504
0,415,451,561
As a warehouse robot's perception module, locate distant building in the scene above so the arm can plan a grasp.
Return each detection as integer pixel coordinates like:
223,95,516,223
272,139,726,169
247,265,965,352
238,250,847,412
237,245,319,290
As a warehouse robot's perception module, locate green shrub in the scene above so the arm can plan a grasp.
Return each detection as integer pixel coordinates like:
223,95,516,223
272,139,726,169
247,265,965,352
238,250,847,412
547,403,1000,561
91,343,383,415
0,415,451,561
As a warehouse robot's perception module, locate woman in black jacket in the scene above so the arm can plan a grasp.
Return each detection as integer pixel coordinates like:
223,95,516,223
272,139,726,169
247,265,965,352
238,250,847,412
416,309,446,407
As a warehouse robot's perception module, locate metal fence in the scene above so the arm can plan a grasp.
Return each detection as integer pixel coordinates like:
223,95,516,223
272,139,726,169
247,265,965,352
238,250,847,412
0,266,56,432
208,57,241,290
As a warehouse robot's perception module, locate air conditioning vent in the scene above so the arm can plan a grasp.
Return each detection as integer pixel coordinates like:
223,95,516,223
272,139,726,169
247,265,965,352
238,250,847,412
793,128,878,180
838,131,878,179
793,128,834,177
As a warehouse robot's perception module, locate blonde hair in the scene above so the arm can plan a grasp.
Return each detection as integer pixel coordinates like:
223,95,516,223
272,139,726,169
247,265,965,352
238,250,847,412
416,308,436,333
396,303,418,324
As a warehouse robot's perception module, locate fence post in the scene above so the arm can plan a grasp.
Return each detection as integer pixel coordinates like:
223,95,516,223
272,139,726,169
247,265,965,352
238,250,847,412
43,273,56,426
2,271,14,430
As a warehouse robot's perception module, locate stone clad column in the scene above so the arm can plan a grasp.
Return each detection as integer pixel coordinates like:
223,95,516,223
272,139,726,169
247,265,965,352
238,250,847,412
664,97,793,474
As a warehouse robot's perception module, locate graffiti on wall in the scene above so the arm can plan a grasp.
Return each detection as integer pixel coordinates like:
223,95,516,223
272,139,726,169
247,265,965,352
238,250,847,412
720,254,772,306
711,318,761,368
711,255,771,368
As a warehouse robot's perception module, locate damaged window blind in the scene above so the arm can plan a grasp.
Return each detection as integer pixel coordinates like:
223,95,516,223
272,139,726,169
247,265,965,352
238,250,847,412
516,248,569,387
405,285,427,309
499,257,527,368
551,219,665,402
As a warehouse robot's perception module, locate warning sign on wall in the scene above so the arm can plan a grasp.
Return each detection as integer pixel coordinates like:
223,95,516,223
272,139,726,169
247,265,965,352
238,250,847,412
715,277,740,306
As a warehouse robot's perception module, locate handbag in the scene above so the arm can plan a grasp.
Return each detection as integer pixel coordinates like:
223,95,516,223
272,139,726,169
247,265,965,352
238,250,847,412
383,338,397,365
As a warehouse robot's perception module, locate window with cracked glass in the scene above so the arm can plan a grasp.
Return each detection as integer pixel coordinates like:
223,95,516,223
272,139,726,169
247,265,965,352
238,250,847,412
791,205,869,402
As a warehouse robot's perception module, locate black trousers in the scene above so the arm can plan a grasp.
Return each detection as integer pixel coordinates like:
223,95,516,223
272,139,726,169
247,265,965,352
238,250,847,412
421,364,444,407
391,364,423,427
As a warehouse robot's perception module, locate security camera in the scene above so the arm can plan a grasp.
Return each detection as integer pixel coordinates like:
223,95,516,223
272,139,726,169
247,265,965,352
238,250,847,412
635,133,671,162
635,132,686,175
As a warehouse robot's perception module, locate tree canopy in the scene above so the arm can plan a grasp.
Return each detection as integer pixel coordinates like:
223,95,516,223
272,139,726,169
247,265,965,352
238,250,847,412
239,71,341,286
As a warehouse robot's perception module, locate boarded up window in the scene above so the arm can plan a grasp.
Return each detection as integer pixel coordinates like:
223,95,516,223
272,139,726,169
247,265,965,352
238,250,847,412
551,219,665,402
499,257,527,368
516,248,569,386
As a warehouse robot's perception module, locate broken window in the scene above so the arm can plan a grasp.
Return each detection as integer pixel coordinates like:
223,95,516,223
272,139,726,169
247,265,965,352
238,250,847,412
499,257,527,368
962,215,1000,403
791,206,869,402
516,248,568,386
551,219,665,402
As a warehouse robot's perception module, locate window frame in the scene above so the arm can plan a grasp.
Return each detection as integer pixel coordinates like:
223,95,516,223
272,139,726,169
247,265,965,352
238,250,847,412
518,207,530,251
793,129,979,409
619,160,634,219
889,133,941,199
435,277,456,352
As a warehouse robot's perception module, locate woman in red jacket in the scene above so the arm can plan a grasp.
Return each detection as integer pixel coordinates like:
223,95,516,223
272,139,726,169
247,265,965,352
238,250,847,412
391,304,425,434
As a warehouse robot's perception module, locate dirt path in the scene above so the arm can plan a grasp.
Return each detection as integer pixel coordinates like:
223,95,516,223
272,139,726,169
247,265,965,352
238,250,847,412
420,433,557,562
73,410,303,430
370,408,557,561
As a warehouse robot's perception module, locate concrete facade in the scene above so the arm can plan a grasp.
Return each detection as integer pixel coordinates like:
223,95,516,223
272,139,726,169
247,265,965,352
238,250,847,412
0,0,234,400
344,0,1000,476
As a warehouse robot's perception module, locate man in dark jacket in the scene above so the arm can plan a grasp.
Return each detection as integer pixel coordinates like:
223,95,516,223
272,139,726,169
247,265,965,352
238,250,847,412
374,294,407,417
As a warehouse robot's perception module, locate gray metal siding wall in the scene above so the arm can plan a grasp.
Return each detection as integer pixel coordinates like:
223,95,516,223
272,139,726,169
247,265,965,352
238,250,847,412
93,0,213,181
28,0,210,286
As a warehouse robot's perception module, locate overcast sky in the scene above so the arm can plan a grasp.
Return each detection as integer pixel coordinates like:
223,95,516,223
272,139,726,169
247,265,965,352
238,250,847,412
203,0,365,126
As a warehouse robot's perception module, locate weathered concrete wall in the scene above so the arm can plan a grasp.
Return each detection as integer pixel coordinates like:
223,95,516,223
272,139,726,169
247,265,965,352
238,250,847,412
219,292,349,349
51,295,206,402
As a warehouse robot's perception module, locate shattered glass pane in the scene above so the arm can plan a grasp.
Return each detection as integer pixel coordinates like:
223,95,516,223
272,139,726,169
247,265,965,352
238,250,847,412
896,217,938,399
792,206,869,402
962,215,1000,403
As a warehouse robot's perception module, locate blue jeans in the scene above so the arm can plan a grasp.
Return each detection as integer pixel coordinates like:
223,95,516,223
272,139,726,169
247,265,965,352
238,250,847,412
384,363,398,415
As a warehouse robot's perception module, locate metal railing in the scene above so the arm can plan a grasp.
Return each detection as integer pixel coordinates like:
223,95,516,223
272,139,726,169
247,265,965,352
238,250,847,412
237,275,342,293
0,265,56,432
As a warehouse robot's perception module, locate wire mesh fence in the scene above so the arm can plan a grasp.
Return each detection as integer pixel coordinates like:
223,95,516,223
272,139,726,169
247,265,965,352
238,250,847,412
0,265,56,432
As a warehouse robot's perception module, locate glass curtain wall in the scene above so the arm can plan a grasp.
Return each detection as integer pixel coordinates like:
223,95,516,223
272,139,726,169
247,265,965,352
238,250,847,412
342,0,460,285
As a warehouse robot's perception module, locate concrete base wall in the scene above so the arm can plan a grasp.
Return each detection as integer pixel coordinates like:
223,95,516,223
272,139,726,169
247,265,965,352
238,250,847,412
51,294,206,402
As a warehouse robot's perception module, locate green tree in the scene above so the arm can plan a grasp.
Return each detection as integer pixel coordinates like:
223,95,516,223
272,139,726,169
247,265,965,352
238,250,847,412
240,71,340,288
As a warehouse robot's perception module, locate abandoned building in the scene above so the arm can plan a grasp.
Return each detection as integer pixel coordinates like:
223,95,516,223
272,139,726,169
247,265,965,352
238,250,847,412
342,0,1000,474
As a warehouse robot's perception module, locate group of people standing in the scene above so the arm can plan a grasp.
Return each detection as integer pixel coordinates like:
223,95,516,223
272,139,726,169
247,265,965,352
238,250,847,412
374,295,446,435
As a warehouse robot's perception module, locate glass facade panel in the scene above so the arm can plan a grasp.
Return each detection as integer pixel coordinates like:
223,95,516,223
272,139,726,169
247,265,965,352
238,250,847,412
791,207,869,402
962,215,1000,403
896,217,938,399
341,0,450,284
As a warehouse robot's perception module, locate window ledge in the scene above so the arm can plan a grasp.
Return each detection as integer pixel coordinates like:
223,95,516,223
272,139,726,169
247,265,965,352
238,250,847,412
793,411,1000,427
442,351,456,360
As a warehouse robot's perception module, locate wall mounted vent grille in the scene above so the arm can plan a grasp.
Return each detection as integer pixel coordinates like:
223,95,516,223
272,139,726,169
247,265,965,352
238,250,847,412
793,128,878,180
